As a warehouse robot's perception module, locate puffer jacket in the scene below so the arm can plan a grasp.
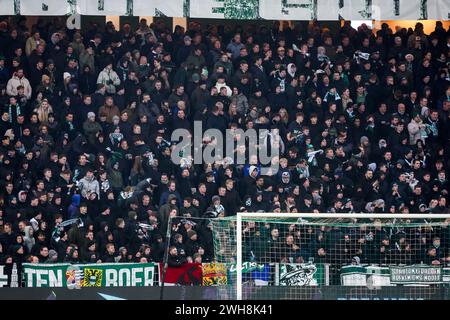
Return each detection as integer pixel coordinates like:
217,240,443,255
6,75,32,99
79,51,96,73
226,40,245,60
407,119,425,145
77,175,100,199
232,92,249,115
97,67,121,94
98,104,120,123
82,119,102,145
23,226,36,252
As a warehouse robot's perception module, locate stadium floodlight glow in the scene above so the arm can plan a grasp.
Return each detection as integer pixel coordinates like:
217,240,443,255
235,212,450,300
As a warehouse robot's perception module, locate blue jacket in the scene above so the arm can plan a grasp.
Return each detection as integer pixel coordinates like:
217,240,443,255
67,194,81,219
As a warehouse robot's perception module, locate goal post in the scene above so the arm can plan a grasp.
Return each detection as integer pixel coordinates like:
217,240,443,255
231,213,450,300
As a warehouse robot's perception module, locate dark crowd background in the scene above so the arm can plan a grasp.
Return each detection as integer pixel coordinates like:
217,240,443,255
0,17,449,273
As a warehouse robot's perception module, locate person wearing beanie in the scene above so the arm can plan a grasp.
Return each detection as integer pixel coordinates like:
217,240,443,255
185,229,200,258
46,249,58,263
82,111,102,146
211,195,221,204
83,240,100,263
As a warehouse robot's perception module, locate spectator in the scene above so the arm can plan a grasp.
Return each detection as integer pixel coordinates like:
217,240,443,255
6,68,32,99
0,17,447,272
78,169,100,200
25,31,46,57
97,62,120,94
98,96,120,123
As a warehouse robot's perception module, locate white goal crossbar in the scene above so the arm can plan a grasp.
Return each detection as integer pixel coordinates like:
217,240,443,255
235,212,450,300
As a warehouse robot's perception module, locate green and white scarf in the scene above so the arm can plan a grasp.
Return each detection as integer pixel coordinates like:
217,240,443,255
8,103,21,123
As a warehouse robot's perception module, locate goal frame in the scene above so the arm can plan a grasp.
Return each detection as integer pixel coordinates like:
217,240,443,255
236,212,450,300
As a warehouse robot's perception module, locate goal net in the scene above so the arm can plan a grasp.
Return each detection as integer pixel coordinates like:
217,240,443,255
210,213,450,300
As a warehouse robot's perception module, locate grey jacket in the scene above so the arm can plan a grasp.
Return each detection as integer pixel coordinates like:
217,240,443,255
78,176,100,199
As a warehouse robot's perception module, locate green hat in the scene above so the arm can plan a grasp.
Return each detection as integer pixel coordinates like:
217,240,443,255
111,151,123,163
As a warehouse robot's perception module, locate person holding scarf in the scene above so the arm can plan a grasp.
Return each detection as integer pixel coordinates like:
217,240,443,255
4,96,22,125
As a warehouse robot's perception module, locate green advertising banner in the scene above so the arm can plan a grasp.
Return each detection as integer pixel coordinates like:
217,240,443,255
23,263,158,288
276,263,330,286
340,265,392,287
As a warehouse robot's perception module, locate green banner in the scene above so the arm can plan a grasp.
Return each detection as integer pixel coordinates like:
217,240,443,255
23,263,158,288
390,265,443,284
228,262,266,274
277,263,329,286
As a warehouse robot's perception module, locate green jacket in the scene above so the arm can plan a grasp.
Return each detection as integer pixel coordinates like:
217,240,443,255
106,158,124,190
82,120,102,145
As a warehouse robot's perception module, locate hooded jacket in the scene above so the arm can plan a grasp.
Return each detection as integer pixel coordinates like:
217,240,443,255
68,194,81,219
407,118,425,145
82,119,102,145
226,40,245,60
23,226,36,252
231,92,249,115
78,175,100,199
6,75,32,99
106,159,123,191
97,67,121,94
80,50,96,73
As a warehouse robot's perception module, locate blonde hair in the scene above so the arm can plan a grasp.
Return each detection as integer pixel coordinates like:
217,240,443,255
34,99,53,124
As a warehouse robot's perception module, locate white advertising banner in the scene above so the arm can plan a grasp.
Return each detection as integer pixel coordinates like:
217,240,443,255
0,0,447,20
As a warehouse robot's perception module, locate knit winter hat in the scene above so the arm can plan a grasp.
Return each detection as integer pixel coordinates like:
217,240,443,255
48,249,58,261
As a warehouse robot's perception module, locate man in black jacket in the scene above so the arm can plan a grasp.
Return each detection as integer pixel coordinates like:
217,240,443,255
167,245,187,267
101,242,118,263
222,179,241,216
206,102,228,134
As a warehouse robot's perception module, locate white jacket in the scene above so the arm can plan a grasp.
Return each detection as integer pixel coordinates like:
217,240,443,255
6,75,32,99
407,119,425,145
78,176,100,199
215,82,232,97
